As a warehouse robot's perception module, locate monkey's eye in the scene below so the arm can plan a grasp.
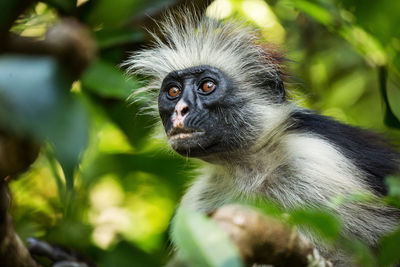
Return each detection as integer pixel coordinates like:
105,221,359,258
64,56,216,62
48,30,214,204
168,86,181,99
199,81,216,94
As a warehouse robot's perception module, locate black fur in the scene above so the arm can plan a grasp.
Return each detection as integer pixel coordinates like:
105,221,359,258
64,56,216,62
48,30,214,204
290,110,400,195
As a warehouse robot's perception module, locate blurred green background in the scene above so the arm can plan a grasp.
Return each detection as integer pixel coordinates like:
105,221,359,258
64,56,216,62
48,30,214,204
1,0,400,266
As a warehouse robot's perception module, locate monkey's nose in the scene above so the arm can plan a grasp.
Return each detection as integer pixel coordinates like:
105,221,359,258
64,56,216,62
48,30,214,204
175,102,189,117
173,101,189,128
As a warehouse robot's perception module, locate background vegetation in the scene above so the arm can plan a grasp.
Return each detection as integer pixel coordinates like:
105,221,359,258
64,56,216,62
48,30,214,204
1,0,400,266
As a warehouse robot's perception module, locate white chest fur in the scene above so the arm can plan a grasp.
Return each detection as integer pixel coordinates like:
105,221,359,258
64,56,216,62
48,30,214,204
179,133,397,246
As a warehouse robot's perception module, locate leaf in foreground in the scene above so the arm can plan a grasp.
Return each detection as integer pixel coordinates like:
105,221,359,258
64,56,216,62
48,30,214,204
173,208,243,267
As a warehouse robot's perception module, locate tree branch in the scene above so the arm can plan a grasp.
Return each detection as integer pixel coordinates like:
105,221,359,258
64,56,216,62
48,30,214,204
0,181,39,267
211,204,332,267
1,18,97,79
167,205,332,267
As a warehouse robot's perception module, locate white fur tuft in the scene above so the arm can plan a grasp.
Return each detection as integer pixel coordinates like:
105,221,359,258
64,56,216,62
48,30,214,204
123,10,281,98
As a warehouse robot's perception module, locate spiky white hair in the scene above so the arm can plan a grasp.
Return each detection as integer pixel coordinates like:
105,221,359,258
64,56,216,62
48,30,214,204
124,11,282,98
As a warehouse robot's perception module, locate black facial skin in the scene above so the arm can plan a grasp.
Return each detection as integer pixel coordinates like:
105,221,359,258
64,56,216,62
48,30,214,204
158,65,254,158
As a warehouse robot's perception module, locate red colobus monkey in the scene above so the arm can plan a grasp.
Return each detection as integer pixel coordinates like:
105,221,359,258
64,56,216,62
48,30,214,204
125,11,400,266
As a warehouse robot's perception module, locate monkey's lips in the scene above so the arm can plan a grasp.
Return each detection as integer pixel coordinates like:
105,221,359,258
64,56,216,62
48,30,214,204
167,128,205,140
169,132,199,140
167,128,209,155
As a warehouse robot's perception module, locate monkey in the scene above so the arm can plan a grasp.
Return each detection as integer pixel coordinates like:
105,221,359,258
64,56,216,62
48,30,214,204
124,11,400,266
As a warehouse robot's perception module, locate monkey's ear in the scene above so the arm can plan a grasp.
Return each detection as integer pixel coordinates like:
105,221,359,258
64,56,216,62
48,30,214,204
275,77,285,102
263,76,285,103
259,44,287,102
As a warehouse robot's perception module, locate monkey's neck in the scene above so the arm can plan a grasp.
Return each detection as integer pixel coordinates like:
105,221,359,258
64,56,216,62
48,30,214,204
202,129,290,197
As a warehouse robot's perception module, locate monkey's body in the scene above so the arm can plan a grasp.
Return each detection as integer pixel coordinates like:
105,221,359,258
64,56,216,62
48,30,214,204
182,109,399,210
126,12,400,266
179,108,400,265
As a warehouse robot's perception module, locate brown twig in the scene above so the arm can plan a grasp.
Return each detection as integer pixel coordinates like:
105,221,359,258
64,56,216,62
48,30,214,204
0,130,39,180
0,130,40,266
2,18,97,79
211,204,329,267
0,181,39,267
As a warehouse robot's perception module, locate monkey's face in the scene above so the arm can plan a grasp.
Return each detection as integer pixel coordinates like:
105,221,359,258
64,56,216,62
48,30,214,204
158,65,255,158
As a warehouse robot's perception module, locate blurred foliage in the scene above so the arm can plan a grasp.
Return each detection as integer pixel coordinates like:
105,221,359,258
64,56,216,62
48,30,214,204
174,208,242,267
1,0,400,266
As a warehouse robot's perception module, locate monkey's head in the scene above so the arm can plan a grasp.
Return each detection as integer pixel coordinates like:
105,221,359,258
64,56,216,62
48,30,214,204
125,12,289,159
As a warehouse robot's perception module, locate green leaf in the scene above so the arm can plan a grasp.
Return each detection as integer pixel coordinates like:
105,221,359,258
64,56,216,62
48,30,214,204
384,176,400,208
386,176,400,197
339,25,387,67
82,59,141,99
378,67,400,128
85,0,175,29
326,70,366,109
386,69,400,123
85,0,142,28
0,55,89,187
95,28,145,49
341,238,377,267
173,208,243,267
378,227,400,266
294,0,334,26
102,100,155,149
290,208,342,241
294,1,388,68
337,0,400,46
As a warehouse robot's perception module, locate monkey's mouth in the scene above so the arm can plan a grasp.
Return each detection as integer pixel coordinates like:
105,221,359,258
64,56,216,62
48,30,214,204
167,127,220,157
167,128,205,140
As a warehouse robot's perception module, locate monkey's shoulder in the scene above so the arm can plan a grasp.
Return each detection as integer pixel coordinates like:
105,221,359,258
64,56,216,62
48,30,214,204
289,110,400,195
